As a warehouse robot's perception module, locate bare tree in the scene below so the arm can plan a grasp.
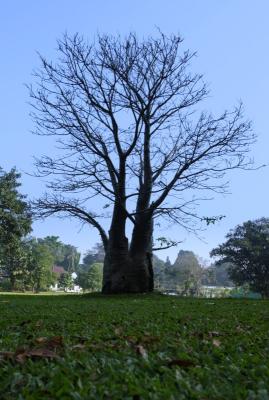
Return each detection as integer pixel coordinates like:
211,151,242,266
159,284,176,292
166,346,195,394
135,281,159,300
30,32,254,293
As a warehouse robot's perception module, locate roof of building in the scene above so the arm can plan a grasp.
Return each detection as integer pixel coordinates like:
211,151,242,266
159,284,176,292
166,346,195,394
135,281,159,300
52,265,66,275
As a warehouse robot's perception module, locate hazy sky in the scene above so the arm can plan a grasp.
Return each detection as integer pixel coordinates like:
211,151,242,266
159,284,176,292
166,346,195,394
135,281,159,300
1,1,268,263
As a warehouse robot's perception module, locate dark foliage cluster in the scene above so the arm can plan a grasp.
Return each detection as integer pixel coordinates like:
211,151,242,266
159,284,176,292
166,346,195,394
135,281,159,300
211,218,269,298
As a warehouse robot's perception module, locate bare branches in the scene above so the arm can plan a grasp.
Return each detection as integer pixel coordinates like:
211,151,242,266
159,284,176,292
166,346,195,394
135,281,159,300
32,194,108,249
152,237,182,252
149,104,254,212
30,31,255,245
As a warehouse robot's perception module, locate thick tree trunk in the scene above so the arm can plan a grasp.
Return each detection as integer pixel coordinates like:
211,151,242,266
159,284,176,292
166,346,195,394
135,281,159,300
102,193,130,293
102,245,153,293
102,153,154,294
102,235,130,293
129,215,154,292
102,211,154,294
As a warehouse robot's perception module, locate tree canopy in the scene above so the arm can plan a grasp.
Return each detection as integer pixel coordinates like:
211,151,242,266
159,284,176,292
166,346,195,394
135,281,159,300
37,236,80,272
24,238,56,292
211,218,269,298
58,272,73,291
82,243,105,268
172,250,201,281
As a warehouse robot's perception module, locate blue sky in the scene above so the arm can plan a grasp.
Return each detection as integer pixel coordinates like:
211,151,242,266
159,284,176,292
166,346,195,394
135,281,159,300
1,1,268,263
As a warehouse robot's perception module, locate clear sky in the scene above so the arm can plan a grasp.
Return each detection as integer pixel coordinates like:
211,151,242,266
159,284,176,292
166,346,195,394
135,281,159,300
1,1,268,263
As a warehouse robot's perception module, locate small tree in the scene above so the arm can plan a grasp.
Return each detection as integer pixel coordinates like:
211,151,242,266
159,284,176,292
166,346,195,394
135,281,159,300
58,272,73,291
76,263,103,292
173,250,201,283
30,32,254,293
24,239,55,292
0,168,32,289
87,263,103,292
180,273,201,297
211,218,269,298
82,243,105,268
75,270,89,292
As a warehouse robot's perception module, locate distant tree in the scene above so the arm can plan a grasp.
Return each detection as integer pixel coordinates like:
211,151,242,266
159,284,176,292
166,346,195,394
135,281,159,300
0,168,32,289
58,272,73,291
31,32,254,293
180,273,201,297
76,263,103,292
1,242,29,291
211,219,269,298
201,263,232,287
24,239,55,292
82,243,105,269
172,250,201,283
164,257,172,269
75,270,89,292
61,244,81,272
152,254,166,289
215,262,233,287
157,256,173,289
38,236,80,272
37,236,63,262
87,263,103,292
201,266,216,286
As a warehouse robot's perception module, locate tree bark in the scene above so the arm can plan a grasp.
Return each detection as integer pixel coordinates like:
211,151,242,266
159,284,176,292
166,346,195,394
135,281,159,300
102,247,153,294
102,157,132,293
129,215,154,292
102,212,154,294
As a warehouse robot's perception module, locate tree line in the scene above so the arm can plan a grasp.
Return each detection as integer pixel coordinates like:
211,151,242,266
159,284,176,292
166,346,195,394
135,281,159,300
153,251,232,295
1,166,269,297
0,167,106,292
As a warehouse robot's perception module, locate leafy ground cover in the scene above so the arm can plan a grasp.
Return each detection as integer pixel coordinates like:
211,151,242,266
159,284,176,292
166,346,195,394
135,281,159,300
0,293,269,399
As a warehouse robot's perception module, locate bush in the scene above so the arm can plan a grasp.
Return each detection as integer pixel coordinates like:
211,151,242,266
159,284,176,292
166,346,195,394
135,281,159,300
0,279,12,291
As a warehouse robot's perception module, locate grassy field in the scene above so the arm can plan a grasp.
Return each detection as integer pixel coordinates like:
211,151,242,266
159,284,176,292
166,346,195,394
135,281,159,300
0,293,269,399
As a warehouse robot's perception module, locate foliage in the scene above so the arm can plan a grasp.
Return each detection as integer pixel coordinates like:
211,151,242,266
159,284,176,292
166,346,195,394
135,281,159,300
0,168,32,288
58,273,73,291
229,284,262,299
201,262,233,287
152,255,166,289
0,168,32,240
162,250,202,292
0,240,29,290
154,252,233,292
37,236,80,272
0,279,12,291
87,263,103,292
0,293,269,399
0,170,80,290
173,250,201,282
178,273,202,296
82,243,105,270
76,263,103,292
211,218,269,298
23,239,56,292
74,271,89,292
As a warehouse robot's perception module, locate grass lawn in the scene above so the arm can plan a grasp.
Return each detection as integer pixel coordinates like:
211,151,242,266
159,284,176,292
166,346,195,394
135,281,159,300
0,293,269,399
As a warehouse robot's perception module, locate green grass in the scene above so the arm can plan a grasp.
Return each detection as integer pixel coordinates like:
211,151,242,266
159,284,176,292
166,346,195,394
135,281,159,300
0,293,269,399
